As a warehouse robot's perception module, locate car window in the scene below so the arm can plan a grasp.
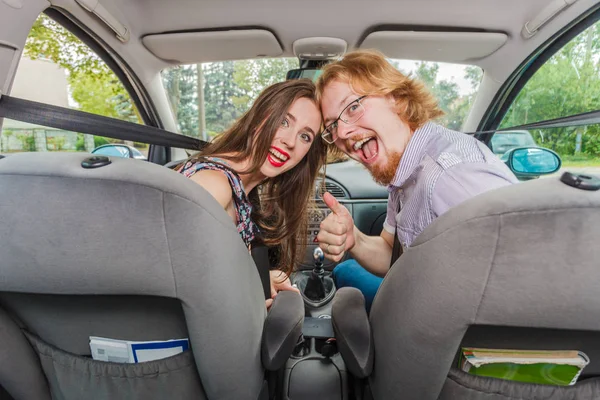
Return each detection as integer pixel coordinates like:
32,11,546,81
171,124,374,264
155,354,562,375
390,59,483,131
497,20,600,175
490,131,537,155
162,58,482,165
0,13,148,157
161,58,299,140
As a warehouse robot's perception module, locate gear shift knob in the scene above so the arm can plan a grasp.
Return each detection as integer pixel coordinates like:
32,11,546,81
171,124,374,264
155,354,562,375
313,247,324,264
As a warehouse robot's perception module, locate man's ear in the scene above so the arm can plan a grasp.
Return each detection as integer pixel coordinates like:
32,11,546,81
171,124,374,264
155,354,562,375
389,94,407,115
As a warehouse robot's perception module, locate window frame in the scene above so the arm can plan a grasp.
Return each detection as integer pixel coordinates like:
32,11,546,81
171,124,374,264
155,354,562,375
478,4,600,135
15,8,170,163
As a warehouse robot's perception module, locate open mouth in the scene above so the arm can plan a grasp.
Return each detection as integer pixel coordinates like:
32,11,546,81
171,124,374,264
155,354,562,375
352,136,379,164
267,146,289,167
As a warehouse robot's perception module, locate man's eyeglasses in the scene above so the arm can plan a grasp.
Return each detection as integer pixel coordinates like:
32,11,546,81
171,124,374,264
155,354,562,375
321,95,367,144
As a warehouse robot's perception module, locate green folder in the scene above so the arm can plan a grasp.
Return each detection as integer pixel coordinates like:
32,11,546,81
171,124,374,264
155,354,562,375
460,348,590,386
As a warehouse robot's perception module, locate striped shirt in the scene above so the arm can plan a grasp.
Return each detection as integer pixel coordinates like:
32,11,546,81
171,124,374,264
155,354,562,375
383,122,518,248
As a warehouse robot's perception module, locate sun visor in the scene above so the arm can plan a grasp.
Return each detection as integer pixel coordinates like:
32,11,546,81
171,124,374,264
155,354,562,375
142,29,283,64
359,31,507,63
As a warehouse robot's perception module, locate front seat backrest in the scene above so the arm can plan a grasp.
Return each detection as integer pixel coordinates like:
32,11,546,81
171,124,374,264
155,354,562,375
369,175,600,399
0,152,267,400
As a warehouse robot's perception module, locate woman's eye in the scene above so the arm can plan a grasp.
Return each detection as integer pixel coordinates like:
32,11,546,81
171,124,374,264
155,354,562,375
300,133,312,143
281,118,290,128
349,104,359,112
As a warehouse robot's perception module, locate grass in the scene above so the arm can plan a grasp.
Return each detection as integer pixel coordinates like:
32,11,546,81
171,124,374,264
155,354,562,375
559,155,600,167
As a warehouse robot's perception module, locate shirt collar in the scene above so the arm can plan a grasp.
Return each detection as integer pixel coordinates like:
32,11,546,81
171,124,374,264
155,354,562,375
388,121,436,191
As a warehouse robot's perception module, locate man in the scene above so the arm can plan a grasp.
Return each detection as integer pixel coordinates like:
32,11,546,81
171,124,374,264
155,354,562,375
315,50,518,310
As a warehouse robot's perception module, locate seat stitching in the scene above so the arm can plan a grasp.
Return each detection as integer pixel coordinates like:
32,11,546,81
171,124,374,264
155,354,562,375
473,215,502,323
162,192,178,298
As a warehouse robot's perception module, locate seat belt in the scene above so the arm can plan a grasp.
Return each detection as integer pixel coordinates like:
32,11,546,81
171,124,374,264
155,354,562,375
389,197,403,267
251,243,272,300
468,108,600,143
390,234,403,267
0,94,205,150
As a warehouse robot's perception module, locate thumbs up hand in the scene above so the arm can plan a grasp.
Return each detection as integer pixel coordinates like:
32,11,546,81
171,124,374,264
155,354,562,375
316,192,356,262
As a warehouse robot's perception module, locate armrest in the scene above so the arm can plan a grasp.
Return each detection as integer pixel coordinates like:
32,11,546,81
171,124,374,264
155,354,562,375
261,291,304,371
331,287,374,378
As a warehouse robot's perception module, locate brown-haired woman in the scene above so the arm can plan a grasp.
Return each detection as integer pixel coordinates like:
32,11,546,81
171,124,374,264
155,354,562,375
177,79,328,308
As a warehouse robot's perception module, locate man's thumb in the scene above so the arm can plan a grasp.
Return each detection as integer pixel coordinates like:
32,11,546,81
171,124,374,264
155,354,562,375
323,192,346,216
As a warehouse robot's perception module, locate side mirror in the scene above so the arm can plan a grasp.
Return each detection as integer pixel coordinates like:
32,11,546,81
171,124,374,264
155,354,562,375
502,146,561,179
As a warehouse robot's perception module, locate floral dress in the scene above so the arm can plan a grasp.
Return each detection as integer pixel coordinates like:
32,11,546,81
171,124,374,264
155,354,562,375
177,157,259,250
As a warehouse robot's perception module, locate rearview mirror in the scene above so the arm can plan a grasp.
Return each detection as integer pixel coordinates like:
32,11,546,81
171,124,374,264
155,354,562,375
286,68,322,81
503,147,561,179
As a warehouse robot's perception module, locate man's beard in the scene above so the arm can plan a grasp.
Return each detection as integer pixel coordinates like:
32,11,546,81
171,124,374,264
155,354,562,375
368,151,402,186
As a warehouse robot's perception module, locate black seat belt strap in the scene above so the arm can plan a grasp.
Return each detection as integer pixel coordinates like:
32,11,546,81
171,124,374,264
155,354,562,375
0,94,205,150
389,196,403,267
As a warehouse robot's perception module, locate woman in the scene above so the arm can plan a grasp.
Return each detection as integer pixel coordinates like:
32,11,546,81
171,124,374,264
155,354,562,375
177,79,327,308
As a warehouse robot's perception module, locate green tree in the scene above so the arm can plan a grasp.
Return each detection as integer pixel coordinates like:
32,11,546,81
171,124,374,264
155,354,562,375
500,22,600,157
413,62,465,129
161,58,299,138
24,14,140,123
162,65,199,136
202,61,245,134
233,58,299,112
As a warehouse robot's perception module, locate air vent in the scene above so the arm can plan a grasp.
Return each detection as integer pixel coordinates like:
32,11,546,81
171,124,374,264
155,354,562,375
325,181,347,198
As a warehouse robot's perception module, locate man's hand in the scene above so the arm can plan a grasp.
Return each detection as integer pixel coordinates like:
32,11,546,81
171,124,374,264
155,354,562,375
316,192,356,262
266,269,300,309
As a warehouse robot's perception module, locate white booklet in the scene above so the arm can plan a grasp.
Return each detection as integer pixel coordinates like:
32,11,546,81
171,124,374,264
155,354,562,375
90,336,189,363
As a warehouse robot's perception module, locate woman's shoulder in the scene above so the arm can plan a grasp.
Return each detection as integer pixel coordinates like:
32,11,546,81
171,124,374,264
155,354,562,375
188,168,234,209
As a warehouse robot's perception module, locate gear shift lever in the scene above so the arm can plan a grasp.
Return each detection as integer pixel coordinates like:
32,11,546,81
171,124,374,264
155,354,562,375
303,248,328,302
313,247,325,275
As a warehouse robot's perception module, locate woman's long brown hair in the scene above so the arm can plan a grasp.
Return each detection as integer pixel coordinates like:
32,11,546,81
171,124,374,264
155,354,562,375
191,79,327,275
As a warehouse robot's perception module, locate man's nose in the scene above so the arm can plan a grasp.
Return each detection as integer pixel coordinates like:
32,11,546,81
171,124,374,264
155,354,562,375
336,122,355,140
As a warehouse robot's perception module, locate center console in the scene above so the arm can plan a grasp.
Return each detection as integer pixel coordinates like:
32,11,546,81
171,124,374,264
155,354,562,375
293,247,336,307
282,248,348,400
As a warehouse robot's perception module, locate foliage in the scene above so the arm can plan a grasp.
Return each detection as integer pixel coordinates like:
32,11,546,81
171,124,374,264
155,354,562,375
161,58,299,138
500,23,600,158
24,14,140,124
76,134,109,151
47,135,66,151
17,134,36,151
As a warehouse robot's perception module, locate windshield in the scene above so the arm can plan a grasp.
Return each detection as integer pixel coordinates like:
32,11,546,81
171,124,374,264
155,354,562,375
162,58,482,136
161,58,299,140
161,58,482,164
389,59,482,131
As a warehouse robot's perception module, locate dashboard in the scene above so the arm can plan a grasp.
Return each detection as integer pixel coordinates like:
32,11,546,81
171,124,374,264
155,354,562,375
299,160,389,270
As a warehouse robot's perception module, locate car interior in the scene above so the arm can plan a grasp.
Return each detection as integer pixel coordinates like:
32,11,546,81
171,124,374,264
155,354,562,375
1,0,600,399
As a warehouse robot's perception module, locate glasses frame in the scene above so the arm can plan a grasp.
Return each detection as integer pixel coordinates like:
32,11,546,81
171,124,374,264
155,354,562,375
321,95,368,144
